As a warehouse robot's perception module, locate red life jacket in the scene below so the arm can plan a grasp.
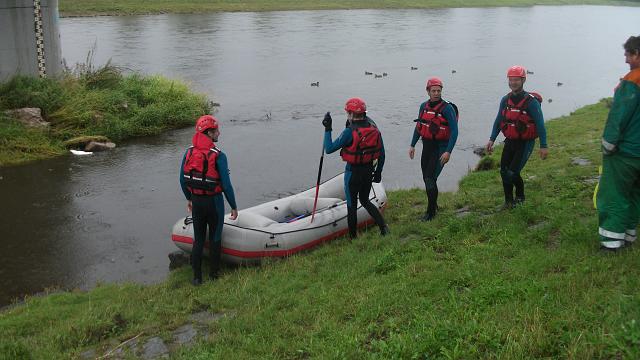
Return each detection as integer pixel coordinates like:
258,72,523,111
182,133,222,196
340,121,382,165
415,100,455,141
500,92,541,140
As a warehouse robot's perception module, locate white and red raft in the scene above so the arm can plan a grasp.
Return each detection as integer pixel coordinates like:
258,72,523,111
170,173,387,264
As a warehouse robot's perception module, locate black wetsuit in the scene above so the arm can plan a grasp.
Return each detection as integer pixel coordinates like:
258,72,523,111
489,91,547,204
180,132,237,282
411,100,459,218
190,194,220,281
421,140,442,217
346,163,386,238
324,118,388,238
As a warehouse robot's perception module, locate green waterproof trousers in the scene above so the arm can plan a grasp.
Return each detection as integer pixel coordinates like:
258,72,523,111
597,153,640,242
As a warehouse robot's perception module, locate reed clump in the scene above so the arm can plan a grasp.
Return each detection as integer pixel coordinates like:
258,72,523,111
0,57,211,166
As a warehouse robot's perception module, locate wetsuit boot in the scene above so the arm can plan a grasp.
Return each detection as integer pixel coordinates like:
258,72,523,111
514,174,525,205
347,206,358,239
209,240,222,280
192,265,203,286
421,188,438,221
360,198,388,236
502,182,514,209
192,253,203,286
500,153,519,209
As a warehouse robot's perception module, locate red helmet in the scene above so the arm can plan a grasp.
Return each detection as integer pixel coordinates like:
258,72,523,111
426,77,443,90
195,115,218,133
344,97,367,114
507,65,526,78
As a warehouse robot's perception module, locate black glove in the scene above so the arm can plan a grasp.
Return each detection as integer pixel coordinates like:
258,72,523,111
322,112,332,131
372,172,382,183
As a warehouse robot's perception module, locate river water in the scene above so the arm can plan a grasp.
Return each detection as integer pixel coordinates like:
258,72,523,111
1,6,638,306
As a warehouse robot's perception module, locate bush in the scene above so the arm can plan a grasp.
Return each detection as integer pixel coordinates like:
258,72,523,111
0,76,66,116
0,61,211,164
475,156,497,171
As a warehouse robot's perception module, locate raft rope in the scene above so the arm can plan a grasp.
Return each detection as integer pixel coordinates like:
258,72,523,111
224,195,384,236
33,0,47,78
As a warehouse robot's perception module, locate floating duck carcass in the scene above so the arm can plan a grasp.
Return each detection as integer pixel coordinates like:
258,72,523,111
171,173,387,264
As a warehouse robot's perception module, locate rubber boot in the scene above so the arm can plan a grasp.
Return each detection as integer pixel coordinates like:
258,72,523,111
625,229,637,244
600,239,624,252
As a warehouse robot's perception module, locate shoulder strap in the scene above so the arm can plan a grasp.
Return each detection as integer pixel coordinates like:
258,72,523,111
520,93,534,109
505,93,515,107
442,100,459,117
185,147,194,163
418,102,428,118
507,93,530,109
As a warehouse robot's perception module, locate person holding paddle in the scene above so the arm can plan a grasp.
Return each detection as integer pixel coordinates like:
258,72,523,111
322,97,389,239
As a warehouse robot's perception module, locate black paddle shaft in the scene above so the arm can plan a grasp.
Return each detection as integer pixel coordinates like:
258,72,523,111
310,140,325,223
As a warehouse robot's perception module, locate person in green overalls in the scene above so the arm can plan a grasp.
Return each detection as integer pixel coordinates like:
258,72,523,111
597,35,640,251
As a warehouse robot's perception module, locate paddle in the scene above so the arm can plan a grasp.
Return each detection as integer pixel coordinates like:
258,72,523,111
311,114,329,223
310,141,325,223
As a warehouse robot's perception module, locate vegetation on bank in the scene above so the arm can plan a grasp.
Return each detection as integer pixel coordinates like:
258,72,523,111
1,99,639,359
0,62,211,166
59,0,639,16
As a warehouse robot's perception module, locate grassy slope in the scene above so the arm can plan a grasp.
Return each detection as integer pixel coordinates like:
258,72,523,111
59,0,639,16
1,100,639,359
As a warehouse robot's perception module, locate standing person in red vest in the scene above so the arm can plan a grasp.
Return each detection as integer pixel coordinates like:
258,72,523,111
486,66,548,209
323,97,389,239
409,77,459,221
180,115,238,286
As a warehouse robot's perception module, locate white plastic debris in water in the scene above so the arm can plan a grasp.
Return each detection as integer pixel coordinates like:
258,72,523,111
70,149,93,155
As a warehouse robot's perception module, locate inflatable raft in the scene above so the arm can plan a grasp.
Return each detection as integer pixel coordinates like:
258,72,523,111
171,173,387,264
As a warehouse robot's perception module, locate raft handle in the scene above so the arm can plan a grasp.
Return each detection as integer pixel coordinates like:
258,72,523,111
265,241,279,248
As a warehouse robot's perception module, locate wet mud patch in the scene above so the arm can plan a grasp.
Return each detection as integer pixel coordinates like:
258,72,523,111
546,229,561,250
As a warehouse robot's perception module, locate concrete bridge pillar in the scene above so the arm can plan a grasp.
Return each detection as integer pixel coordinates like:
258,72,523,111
0,0,63,80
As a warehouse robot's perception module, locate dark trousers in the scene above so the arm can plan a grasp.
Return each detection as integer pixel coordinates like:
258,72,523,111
421,140,443,216
500,139,534,203
191,194,220,280
346,164,386,238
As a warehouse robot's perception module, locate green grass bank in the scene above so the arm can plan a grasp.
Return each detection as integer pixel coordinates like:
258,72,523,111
2,99,639,358
59,0,639,16
0,64,211,167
